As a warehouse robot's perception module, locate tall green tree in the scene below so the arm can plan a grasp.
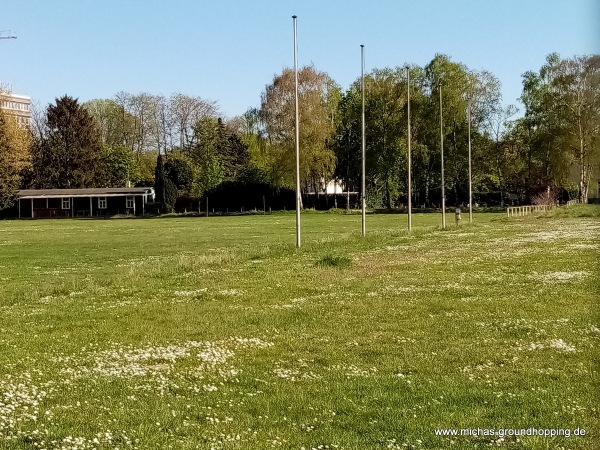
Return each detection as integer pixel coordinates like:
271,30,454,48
521,64,557,197
335,68,409,208
234,108,271,183
187,117,225,194
186,117,250,194
153,153,176,212
550,55,600,202
154,153,166,206
333,88,362,202
260,66,339,195
424,55,471,206
103,144,140,187
31,96,104,188
404,66,431,207
364,68,410,208
495,118,532,200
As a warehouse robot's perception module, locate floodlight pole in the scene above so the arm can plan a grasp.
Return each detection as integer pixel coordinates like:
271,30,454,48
406,66,412,232
467,97,473,223
439,84,446,230
361,44,366,237
293,15,301,248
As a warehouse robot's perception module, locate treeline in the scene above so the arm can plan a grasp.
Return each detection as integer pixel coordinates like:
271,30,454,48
1,52,598,213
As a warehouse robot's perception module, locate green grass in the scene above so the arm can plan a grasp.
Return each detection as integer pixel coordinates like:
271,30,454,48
0,207,598,449
317,255,352,268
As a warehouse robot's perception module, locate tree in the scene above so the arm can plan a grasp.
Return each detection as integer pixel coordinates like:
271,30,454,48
185,117,251,195
333,88,362,205
364,68,408,208
112,92,219,156
152,94,175,155
84,99,137,147
164,152,195,193
31,96,104,188
154,153,165,204
103,144,140,187
115,92,158,155
260,66,338,195
135,151,158,186
335,68,409,208
495,118,532,201
550,55,600,203
234,108,273,184
520,63,560,197
170,93,218,149
219,121,250,181
468,69,517,205
0,108,31,209
518,53,600,201
154,153,179,213
424,55,472,206
334,59,502,209
187,117,225,194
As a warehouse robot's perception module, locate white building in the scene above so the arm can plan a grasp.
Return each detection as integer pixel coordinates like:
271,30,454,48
0,92,32,128
306,178,351,195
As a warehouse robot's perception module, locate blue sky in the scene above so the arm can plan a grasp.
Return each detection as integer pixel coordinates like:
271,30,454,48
2,0,598,118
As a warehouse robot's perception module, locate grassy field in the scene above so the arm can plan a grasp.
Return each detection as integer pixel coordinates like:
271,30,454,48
0,207,598,450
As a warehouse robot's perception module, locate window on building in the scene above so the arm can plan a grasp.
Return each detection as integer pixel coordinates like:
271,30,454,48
98,197,107,209
126,196,134,209
61,198,70,209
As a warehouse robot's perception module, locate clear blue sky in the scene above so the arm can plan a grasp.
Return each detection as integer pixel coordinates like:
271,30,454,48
2,0,598,118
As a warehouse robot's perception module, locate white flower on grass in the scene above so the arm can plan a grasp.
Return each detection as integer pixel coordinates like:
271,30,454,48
548,339,576,352
528,342,545,351
516,338,576,353
54,337,273,387
329,364,377,378
532,271,589,283
569,243,597,249
219,289,245,296
174,288,207,296
271,297,307,309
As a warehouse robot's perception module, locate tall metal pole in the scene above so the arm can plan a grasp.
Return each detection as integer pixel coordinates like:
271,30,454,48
293,15,301,248
361,45,366,237
406,66,412,232
467,98,473,223
439,85,446,230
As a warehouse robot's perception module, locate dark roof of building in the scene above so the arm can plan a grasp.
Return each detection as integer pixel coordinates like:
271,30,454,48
18,188,154,199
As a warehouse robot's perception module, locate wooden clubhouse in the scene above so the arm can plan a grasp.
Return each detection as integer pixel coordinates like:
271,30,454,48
16,187,155,219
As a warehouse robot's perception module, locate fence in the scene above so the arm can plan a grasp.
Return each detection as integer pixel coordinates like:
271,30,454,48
506,204,555,218
566,199,580,206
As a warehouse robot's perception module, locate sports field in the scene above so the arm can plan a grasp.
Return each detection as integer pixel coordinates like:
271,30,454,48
0,206,598,449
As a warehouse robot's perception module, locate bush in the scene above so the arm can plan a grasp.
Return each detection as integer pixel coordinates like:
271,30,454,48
532,189,559,206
